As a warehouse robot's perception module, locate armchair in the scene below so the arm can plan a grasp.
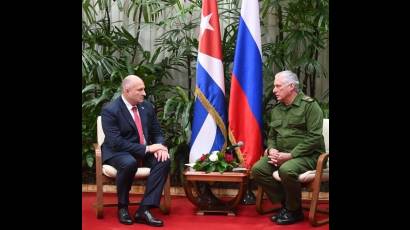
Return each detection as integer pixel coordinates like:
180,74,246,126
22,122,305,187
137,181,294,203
255,119,329,226
93,116,171,218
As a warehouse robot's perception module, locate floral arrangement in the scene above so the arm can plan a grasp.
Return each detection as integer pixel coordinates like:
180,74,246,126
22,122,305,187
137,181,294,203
193,150,239,173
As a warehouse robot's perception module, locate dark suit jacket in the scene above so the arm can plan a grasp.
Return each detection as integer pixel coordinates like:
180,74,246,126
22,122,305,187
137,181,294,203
101,96,165,163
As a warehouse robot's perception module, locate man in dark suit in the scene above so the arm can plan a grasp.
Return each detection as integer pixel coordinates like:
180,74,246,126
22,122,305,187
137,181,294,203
101,75,170,226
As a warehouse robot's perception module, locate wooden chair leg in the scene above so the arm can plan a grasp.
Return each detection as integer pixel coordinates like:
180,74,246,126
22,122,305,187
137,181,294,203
160,174,171,214
255,185,280,215
94,144,104,219
95,176,104,219
308,184,329,226
255,185,264,214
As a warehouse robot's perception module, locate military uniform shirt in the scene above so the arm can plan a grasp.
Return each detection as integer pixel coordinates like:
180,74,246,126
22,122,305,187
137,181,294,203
269,92,325,158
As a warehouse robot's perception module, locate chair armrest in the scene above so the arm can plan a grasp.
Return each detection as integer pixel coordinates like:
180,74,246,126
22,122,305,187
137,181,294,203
311,153,329,186
315,153,329,172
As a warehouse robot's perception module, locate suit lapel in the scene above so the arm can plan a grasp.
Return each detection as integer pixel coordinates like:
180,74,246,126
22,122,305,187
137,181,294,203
138,104,148,139
119,97,138,131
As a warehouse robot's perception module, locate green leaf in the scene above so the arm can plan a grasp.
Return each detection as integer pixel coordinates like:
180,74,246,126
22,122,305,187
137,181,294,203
216,164,225,173
151,47,162,63
175,86,189,102
169,147,177,174
206,164,216,173
82,84,97,94
86,153,94,167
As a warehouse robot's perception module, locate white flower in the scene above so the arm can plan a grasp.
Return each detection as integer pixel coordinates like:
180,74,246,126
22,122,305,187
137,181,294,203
209,153,218,162
211,151,219,155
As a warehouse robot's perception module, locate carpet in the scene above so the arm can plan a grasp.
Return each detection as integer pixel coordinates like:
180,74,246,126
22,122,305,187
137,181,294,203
82,192,329,230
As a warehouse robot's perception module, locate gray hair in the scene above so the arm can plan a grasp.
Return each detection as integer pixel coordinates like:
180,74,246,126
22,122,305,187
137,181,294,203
275,70,299,92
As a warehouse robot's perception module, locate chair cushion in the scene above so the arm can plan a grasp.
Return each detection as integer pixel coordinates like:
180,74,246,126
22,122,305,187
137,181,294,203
102,164,151,178
273,169,329,183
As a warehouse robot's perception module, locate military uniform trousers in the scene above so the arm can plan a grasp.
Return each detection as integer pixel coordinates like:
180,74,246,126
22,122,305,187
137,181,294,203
251,155,317,211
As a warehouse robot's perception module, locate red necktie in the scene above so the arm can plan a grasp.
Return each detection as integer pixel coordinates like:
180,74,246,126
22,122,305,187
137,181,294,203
132,106,145,144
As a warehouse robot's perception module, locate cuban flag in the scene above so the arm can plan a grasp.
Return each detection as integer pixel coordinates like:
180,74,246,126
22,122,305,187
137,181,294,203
189,0,227,163
228,0,263,169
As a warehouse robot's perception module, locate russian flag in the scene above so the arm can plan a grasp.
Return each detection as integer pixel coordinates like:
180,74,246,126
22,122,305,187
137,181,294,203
228,0,263,169
189,0,227,163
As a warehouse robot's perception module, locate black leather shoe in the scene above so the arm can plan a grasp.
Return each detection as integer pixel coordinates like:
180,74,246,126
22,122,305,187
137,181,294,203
270,207,287,222
276,208,304,225
118,208,133,225
134,210,164,227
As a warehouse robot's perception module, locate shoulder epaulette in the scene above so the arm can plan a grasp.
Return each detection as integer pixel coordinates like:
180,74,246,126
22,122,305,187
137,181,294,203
302,95,314,102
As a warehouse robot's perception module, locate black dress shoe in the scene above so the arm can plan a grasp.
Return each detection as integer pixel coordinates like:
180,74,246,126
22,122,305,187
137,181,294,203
270,207,287,222
276,208,304,225
134,210,164,227
118,208,133,225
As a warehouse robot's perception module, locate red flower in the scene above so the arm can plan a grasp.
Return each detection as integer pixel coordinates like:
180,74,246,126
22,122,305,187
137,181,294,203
224,153,234,163
200,154,207,162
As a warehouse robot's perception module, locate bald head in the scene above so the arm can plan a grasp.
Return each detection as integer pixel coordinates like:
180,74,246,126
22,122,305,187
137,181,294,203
122,75,143,93
121,75,146,105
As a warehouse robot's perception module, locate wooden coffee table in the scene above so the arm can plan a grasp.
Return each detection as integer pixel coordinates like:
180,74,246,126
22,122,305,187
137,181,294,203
182,170,249,216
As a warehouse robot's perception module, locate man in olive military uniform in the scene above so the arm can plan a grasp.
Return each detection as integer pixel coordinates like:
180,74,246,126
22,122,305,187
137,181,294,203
251,70,325,225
